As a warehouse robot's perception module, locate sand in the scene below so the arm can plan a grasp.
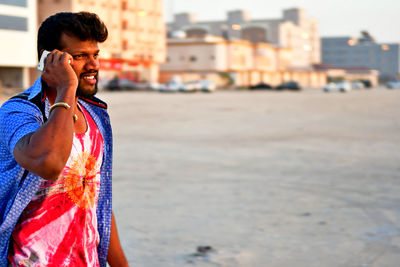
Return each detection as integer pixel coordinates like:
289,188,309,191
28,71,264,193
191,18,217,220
97,88,400,267
2,87,400,266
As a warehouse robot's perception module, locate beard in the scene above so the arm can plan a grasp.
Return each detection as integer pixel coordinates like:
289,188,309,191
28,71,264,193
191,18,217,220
76,71,99,98
76,81,98,98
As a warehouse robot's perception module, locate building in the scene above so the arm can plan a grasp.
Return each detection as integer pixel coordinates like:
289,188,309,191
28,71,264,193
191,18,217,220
37,0,166,83
321,32,400,81
313,64,379,87
0,0,38,89
160,36,326,88
168,8,320,69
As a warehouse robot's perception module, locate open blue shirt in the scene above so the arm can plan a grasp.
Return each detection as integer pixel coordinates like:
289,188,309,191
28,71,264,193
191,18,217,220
0,78,113,267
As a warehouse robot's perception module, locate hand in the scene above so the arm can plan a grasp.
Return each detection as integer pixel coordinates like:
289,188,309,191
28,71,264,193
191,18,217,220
41,50,78,95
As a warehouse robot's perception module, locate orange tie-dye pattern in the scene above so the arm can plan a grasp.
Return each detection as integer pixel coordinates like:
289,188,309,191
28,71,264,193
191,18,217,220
64,151,100,210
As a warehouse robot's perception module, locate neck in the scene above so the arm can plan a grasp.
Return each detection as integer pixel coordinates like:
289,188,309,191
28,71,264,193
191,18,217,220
44,83,78,107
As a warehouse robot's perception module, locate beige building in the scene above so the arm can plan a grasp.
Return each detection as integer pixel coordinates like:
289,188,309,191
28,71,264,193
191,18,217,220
314,64,379,86
168,8,320,69
38,0,166,83
160,36,326,88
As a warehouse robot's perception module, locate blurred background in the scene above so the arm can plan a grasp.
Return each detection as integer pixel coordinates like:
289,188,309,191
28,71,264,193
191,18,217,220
0,0,399,91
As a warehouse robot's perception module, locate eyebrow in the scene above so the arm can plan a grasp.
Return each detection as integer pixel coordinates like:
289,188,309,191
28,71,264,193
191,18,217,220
71,49,100,55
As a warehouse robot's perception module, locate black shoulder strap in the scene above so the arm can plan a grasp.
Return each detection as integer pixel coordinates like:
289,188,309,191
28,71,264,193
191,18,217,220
10,92,47,122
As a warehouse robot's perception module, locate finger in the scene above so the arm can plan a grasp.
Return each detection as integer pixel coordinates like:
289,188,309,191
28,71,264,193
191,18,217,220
45,51,54,67
52,50,63,64
46,51,60,68
60,52,73,65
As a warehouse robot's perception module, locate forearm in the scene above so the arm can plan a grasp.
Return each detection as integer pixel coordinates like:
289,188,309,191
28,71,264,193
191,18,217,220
14,87,76,180
107,212,129,267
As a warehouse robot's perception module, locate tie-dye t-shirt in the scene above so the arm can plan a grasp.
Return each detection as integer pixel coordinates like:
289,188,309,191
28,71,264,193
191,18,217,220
8,104,103,267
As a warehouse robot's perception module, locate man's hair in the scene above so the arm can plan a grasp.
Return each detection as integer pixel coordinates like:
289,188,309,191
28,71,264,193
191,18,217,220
37,12,108,59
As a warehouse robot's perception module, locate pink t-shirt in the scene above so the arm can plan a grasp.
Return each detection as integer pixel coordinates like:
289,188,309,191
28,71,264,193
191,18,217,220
9,105,103,267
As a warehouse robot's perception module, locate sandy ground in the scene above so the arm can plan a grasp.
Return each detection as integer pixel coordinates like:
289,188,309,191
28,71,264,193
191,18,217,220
2,87,400,266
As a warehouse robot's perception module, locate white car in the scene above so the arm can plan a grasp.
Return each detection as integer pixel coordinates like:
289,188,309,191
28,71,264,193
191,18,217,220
179,82,198,92
179,81,201,92
199,80,216,92
147,82,160,90
323,82,351,92
159,81,182,92
351,81,364,89
386,80,400,89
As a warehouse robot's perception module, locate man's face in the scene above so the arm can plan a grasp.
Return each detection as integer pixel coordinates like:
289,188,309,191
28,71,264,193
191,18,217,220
60,33,100,98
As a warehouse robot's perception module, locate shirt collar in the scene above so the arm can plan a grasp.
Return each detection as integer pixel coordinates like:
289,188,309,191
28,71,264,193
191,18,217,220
27,78,46,102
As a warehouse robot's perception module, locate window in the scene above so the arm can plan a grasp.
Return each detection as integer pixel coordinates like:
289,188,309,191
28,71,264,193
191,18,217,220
121,0,127,10
122,20,127,30
122,40,128,50
186,28,207,38
0,0,27,7
0,15,27,31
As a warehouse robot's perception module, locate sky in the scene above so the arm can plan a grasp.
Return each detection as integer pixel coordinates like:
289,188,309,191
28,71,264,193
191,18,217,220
164,0,400,43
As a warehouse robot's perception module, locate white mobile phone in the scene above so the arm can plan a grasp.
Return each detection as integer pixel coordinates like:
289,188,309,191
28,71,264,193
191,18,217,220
37,50,51,71
37,50,71,71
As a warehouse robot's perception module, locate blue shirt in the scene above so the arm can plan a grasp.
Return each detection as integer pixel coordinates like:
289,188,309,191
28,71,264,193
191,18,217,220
0,78,113,267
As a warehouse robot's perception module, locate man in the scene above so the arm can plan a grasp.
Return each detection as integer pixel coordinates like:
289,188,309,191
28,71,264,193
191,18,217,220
0,12,129,266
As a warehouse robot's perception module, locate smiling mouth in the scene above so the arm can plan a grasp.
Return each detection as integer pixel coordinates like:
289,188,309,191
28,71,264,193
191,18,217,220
81,73,98,84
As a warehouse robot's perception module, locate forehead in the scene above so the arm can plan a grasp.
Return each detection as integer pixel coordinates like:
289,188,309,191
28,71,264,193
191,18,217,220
60,32,99,53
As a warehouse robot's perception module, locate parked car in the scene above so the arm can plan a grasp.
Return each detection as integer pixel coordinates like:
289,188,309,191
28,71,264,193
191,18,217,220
275,81,301,90
106,78,137,91
323,82,351,92
159,81,183,92
199,80,216,92
249,82,272,90
359,79,372,88
180,82,198,92
351,81,365,89
97,77,110,90
146,82,161,90
386,80,400,89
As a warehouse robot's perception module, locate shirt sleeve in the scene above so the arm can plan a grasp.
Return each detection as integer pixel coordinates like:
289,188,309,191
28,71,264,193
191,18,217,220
0,99,43,155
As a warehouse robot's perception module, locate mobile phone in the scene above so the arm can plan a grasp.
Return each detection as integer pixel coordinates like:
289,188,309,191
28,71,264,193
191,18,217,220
37,50,51,71
37,50,71,71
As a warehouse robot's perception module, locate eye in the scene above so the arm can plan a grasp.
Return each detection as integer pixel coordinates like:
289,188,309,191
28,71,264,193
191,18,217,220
94,53,99,59
73,54,84,60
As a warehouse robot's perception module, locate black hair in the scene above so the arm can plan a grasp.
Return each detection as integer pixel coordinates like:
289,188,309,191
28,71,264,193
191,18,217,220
37,12,108,59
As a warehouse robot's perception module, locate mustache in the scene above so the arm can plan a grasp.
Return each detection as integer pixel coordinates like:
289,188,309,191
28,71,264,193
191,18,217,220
80,71,98,77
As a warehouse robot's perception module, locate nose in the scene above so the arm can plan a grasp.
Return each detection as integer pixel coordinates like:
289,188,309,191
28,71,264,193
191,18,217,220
85,55,99,70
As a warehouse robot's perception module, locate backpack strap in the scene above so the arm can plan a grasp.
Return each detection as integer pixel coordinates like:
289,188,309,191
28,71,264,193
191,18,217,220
10,91,48,122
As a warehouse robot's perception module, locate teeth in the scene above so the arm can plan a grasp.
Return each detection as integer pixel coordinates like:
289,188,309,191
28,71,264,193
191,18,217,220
84,76,95,79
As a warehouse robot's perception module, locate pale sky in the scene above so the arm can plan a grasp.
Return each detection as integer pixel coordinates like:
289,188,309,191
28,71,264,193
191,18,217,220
164,0,400,43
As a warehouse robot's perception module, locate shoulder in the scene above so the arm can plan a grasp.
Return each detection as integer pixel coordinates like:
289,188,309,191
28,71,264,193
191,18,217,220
0,96,43,118
0,93,45,138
